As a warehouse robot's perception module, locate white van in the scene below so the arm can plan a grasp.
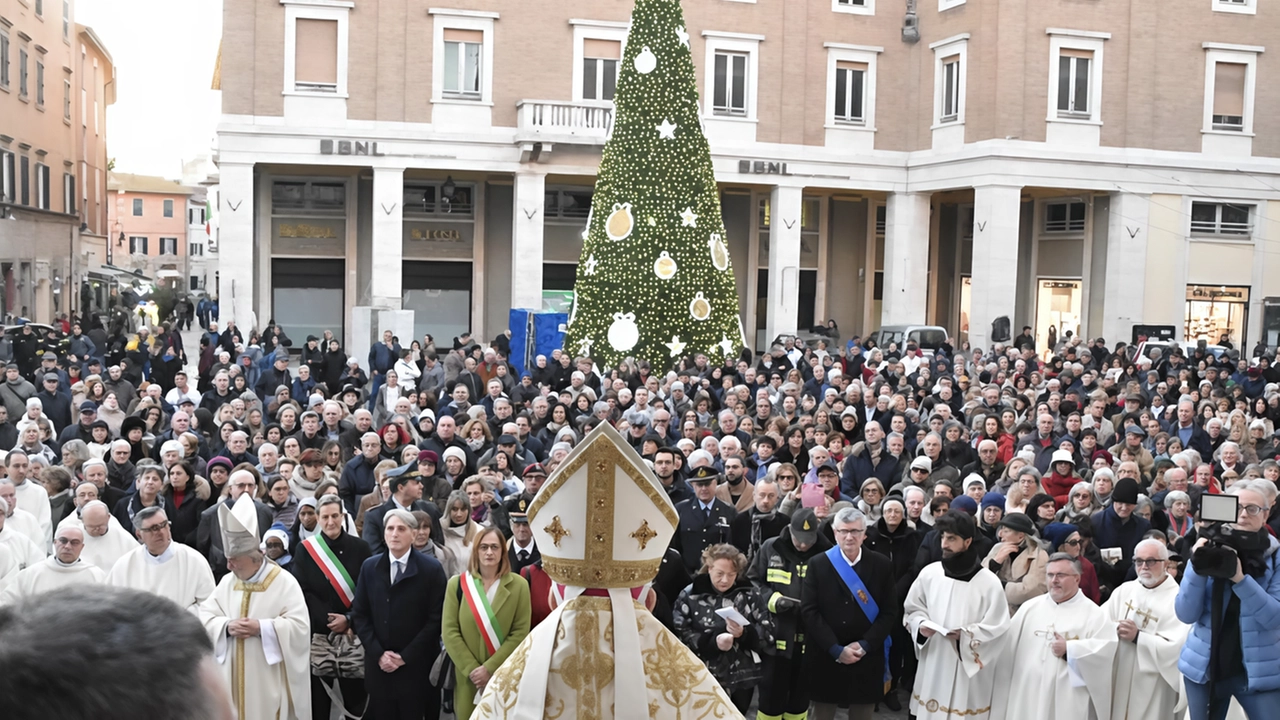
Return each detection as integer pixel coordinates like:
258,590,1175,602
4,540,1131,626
866,325,949,354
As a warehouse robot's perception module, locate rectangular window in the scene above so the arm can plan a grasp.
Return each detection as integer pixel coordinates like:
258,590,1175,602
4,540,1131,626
833,61,867,124
1214,0,1256,14
294,18,339,93
63,0,70,40
1212,62,1246,131
163,198,174,217
1043,201,1087,233
189,242,204,256
1191,202,1252,237
940,54,960,122
582,39,620,101
63,79,70,119
129,236,148,254
36,0,43,16
132,197,143,216
544,187,594,220
63,172,74,214
0,152,12,203
0,31,9,89
35,164,49,210
160,237,178,255
443,28,483,99
402,181,474,217
35,60,44,106
19,47,28,98
833,0,873,13
713,51,748,116
190,275,201,290
20,156,29,205
836,0,867,5
271,180,347,216
1057,49,1092,117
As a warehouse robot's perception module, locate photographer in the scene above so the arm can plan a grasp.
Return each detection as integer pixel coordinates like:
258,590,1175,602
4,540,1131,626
1175,479,1280,719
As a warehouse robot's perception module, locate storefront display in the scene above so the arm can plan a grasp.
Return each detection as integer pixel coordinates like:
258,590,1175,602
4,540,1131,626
1185,284,1249,347
1036,279,1081,353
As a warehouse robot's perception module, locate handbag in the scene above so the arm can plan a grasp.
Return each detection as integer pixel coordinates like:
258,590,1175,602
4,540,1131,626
429,646,456,714
310,631,365,680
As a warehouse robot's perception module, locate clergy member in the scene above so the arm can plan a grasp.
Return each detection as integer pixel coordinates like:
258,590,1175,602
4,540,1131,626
1068,539,1190,720
0,478,47,556
903,511,1012,720
0,543,18,590
109,505,216,613
4,452,51,550
471,422,740,720
78,501,139,571
0,525,107,604
989,553,1111,720
198,493,311,720
0,497,44,570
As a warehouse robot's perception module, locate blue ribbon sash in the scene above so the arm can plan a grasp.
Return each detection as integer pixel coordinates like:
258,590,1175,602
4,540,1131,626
825,545,891,684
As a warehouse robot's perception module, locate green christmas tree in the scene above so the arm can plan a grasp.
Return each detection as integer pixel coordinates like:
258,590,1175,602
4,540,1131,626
564,0,744,370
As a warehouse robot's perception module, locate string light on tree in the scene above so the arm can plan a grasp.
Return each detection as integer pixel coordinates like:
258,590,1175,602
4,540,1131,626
563,0,744,369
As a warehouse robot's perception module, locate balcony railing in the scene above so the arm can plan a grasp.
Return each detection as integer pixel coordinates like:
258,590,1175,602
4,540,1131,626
516,100,614,145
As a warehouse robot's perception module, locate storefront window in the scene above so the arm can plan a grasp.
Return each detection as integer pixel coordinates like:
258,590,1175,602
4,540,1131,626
1036,280,1082,353
1186,284,1249,348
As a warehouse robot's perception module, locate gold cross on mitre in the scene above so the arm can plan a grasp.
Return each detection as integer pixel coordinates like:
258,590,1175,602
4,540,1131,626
527,423,680,588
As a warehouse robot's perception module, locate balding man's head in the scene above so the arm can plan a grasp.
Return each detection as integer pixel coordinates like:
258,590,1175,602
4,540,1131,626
228,470,259,500
81,501,110,537
54,526,86,563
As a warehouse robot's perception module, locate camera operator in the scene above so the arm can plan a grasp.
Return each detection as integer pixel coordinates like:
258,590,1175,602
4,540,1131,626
1175,479,1280,720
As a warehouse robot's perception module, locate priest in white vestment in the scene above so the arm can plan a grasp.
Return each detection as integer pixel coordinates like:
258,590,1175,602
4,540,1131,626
904,511,1012,720
0,496,50,569
109,505,215,612
472,423,741,720
0,478,48,554
1068,539,1190,720
198,490,311,720
0,542,18,589
0,526,106,604
77,501,139,572
990,552,1112,720
3,453,52,549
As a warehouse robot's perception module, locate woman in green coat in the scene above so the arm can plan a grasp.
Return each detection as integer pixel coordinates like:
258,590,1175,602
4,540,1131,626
442,525,532,720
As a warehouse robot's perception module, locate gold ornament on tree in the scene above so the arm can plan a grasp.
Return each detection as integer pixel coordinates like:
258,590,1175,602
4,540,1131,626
709,232,729,272
606,203,635,241
654,251,678,280
689,292,711,322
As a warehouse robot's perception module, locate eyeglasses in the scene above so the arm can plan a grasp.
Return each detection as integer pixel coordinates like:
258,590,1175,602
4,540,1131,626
1060,539,1081,547
1132,558,1163,567
1045,573,1078,581
1241,504,1266,517
54,537,84,546
778,475,796,481
833,528,866,537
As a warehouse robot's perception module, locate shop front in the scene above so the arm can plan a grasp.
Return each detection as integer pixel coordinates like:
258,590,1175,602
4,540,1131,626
269,179,349,342
401,182,476,345
1185,284,1250,347
1036,279,1083,353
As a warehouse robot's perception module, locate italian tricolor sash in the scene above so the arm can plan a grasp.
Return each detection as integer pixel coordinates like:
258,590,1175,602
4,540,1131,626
301,534,356,608
460,572,503,655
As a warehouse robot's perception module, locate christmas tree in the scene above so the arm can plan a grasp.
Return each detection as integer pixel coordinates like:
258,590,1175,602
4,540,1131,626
563,0,744,370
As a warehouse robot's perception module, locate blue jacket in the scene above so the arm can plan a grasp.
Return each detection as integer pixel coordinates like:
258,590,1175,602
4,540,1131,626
840,440,899,497
1176,535,1280,691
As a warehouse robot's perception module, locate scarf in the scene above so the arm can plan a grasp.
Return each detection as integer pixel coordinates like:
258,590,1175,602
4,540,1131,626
941,543,983,581
749,509,777,559
867,440,882,466
467,438,486,452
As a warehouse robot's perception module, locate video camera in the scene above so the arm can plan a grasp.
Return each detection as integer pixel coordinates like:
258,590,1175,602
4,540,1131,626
1192,495,1249,579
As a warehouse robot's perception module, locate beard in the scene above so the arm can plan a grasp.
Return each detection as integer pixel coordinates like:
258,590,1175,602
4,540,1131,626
1138,571,1166,588
941,548,957,560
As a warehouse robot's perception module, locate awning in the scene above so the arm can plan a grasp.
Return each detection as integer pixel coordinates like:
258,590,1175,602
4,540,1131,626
93,264,153,283
156,269,182,279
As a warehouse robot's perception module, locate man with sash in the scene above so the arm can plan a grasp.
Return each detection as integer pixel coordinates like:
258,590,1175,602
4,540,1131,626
293,495,371,720
198,493,312,720
108,505,215,612
800,506,899,720
902,511,1012,720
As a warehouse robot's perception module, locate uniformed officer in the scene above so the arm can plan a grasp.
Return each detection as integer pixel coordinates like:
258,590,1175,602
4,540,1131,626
670,465,737,574
506,511,540,574
495,462,548,537
749,508,832,720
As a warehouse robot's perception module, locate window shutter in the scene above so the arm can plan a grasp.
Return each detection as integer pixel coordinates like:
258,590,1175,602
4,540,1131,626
583,39,621,60
1214,62,1246,117
443,28,483,44
295,18,339,85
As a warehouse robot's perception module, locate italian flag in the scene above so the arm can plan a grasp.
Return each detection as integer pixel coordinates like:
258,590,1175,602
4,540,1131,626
461,572,503,655
302,534,355,608
205,197,213,238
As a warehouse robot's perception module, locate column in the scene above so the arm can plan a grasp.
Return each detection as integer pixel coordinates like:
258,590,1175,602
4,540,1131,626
766,185,803,343
1102,191,1150,345
371,167,404,308
218,162,255,328
511,171,546,310
881,191,930,326
969,184,1022,352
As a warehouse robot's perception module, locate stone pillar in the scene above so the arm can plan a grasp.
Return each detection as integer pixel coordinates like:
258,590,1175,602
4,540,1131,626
511,170,546,310
218,162,256,328
766,185,803,342
1102,192,1150,345
882,191,930,326
969,184,1023,352
371,167,404,308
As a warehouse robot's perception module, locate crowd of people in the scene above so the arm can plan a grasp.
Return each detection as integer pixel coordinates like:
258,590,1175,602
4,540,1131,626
0,312,1278,720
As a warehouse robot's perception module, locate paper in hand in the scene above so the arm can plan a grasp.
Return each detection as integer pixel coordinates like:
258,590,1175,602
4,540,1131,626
920,620,955,636
715,607,751,626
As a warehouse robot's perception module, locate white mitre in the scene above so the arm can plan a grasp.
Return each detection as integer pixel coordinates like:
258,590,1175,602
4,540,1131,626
218,494,259,558
515,422,679,720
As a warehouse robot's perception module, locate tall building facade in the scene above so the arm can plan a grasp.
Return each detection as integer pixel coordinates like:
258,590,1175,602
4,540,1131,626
106,172,194,289
0,0,115,323
216,0,1280,353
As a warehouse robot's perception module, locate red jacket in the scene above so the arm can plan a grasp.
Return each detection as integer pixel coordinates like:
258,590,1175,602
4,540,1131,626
1042,471,1079,509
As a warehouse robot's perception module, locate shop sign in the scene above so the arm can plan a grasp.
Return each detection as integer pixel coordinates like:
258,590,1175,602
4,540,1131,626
272,218,345,256
319,139,385,156
278,223,339,239
403,221,473,259
738,159,790,175
408,228,464,242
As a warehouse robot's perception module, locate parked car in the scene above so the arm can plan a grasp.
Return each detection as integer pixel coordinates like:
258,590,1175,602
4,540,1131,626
866,325,949,355
1133,340,1227,362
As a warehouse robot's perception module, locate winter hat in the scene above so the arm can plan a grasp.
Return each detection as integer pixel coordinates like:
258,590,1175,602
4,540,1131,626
997,512,1036,535
1026,493,1056,518
981,492,1006,511
1051,449,1075,467
441,446,467,465
1112,478,1141,505
1041,522,1077,552
950,495,978,516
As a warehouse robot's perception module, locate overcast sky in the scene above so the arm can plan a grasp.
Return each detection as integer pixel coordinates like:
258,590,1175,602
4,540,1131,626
76,0,222,179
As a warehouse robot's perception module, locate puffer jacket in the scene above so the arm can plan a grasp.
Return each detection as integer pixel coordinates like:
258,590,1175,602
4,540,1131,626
673,573,774,692
748,526,831,658
1176,534,1280,691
